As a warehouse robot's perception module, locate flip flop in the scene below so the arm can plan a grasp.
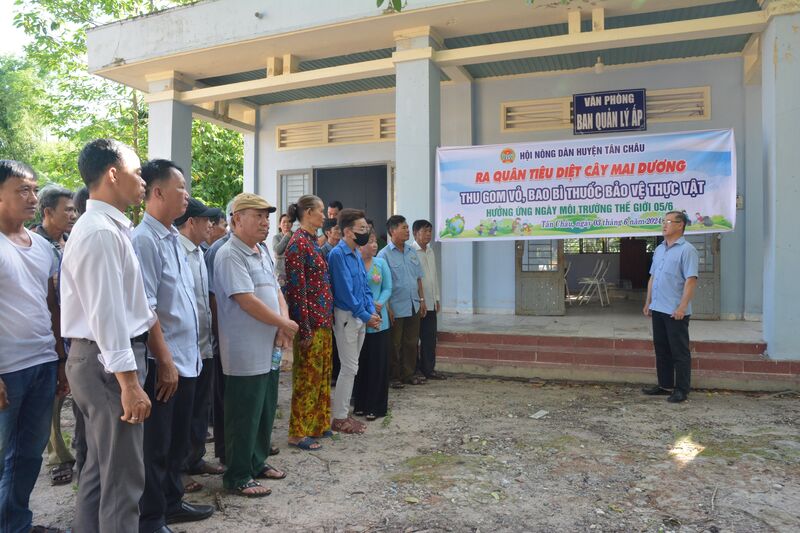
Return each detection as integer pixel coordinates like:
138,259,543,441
50,463,73,486
184,478,203,493
269,445,280,456
256,463,287,480
313,430,336,439
232,479,271,498
288,437,322,451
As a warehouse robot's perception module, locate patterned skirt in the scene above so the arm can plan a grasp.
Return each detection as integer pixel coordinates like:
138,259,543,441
289,328,332,437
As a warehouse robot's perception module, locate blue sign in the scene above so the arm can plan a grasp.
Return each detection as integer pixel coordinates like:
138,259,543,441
573,88,646,135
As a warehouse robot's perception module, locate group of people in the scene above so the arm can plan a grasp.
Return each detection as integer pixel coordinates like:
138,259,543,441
0,137,445,533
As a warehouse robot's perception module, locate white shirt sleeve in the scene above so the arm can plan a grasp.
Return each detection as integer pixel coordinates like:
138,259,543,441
69,230,138,372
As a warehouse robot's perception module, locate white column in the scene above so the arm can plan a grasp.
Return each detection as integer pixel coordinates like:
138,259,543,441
147,76,192,187
394,31,441,225
761,9,800,359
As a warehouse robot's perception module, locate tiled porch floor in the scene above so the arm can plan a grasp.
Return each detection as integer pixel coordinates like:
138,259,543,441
439,299,763,343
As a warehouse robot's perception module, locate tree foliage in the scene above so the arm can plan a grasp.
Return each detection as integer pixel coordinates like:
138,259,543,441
0,56,46,162
11,0,244,207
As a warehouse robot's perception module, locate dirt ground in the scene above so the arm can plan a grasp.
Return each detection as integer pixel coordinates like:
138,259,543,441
31,374,800,532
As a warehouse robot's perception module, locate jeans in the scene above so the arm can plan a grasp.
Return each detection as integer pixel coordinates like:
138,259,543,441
0,361,57,533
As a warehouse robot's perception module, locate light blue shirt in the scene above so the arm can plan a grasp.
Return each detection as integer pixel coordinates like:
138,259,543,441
328,240,375,323
132,213,201,378
649,237,699,316
377,241,424,318
365,257,392,333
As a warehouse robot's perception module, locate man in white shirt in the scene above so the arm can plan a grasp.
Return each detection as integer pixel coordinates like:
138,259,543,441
175,198,226,490
0,160,68,533
61,139,166,533
412,220,446,380
132,160,214,532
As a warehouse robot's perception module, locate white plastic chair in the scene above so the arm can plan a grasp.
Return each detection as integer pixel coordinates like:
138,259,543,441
578,259,610,306
576,258,604,304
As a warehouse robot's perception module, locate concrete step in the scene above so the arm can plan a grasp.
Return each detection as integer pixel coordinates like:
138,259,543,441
435,332,798,392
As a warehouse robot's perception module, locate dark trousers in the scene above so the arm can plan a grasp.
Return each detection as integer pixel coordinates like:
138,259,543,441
390,312,421,383
652,310,692,393
354,329,390,417
139,363,196,533
212,349,226,463
417,310,438,377
185,358,213,472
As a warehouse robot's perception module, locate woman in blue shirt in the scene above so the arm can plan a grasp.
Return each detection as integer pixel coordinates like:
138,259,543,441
353,230,392,420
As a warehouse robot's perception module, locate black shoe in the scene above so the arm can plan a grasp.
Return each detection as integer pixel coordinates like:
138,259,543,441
667,390,688,403
151,527,175,533
165,501,214,524
641,385,671,396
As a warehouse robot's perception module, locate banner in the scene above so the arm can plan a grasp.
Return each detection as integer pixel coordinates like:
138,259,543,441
435,129,736,242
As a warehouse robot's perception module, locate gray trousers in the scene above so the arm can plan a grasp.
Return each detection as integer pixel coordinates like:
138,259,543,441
66,339,146,533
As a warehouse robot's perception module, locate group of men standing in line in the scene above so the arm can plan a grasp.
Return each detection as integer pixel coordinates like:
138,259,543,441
0,135,699,533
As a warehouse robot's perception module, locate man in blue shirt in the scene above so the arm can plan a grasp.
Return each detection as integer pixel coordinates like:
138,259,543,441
642,211,699,403
132,159,214,532
377,215,426,388
328,208,381,434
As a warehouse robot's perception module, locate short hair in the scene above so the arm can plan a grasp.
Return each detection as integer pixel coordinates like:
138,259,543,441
141,159,183,198
328,200,343,211
74,186,89,215
225,199,235,226
37,185,73,219
323,218,338,234
666,210,689,230
386,215,406,234
77,139,129,190
337,208,366,232
287,194,323,224
0,159,36,186
210,213,222,225
412,219,432,234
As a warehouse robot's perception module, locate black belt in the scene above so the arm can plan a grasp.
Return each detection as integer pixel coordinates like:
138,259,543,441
131,332,149,345
74,332,149,345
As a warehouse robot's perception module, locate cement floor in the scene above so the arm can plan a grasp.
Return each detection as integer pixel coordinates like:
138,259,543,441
440,299,764,343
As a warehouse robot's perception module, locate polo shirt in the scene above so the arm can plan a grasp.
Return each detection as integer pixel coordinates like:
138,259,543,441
179,234,213,360
649,236,699,316
214,234,280,376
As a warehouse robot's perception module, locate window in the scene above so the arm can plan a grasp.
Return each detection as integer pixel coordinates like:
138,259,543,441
563,237,628,254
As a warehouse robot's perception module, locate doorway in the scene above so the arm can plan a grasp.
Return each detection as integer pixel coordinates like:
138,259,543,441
314,164,389,238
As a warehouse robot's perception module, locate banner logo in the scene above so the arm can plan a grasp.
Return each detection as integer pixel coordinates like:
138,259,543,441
500,148,515,164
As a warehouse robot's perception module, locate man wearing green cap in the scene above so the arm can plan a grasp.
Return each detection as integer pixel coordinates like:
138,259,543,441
213,193,298,497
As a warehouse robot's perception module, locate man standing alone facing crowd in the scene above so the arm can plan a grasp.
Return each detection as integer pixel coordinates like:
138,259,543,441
642,211,698,404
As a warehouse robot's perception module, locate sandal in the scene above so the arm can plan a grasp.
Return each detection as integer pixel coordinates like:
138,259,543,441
183,477,203,493
256,463,287,480
390,380,405,389
331,417,366,435
50,463,73,486
404,376,424,386
288,437,322,451
232,479,271,498
187,462,226,475
312,430,336,439
269,445,280,456
365,413,377,421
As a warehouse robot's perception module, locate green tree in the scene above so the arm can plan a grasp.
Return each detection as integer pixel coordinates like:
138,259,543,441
0,55,46,162
13,0,244,206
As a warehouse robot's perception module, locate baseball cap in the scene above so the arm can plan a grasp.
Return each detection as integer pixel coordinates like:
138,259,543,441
231,192,276,214
174,197,220,226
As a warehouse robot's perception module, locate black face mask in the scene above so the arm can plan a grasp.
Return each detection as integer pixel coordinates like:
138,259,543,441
353,231,370,247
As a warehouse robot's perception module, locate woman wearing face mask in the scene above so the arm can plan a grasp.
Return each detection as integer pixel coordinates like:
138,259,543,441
353,230,392,420
326,209,382,434
272,213,293,286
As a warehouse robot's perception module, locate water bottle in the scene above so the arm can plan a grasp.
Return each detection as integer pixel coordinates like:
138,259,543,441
271,346,282,371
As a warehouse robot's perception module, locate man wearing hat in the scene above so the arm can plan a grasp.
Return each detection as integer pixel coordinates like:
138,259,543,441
214,193,298,497
175,199,226,492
